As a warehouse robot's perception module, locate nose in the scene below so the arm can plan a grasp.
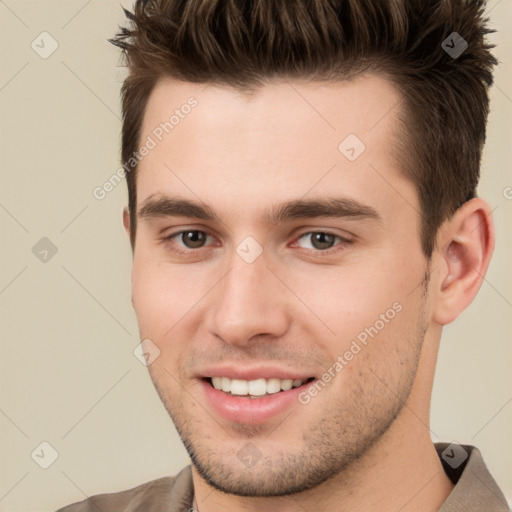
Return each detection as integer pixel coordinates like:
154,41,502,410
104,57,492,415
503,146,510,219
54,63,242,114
206,252,291,347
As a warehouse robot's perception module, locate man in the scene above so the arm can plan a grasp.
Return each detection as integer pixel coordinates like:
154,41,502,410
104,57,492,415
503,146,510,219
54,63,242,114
58,0,509,510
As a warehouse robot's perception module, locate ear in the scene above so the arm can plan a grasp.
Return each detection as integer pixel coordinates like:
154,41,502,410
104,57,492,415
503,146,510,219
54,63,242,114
122,206,135,254
122,206,131,236
431,198,494,325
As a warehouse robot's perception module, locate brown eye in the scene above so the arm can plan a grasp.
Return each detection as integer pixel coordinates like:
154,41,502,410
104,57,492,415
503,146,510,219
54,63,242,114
309,232,336,250
297,232,339,251
180,230,207,249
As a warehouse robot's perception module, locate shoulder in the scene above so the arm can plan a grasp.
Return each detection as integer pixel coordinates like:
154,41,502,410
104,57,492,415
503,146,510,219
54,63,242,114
55,466,194,512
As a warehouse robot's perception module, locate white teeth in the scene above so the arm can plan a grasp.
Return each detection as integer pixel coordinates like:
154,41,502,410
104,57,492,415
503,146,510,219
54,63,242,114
209,376,307,396
248,378,267,396
230,379,248,395
266,378,281,394
221,377,231,392
280,379,293,391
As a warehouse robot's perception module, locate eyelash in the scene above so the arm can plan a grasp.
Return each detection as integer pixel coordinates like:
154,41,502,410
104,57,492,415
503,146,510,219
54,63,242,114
161,229,353,256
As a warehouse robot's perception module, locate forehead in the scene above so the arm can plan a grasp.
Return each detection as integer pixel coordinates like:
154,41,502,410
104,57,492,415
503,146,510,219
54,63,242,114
135,75,413,224
140,74,403,148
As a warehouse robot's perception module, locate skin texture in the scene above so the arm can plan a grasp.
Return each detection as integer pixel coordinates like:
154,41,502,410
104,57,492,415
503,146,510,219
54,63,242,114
124,75,494,511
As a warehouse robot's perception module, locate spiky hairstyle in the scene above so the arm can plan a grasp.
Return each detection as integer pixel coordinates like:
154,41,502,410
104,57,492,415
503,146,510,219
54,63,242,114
110,0,497,256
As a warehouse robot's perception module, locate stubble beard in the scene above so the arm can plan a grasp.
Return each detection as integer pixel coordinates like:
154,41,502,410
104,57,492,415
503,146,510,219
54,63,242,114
148,272,430,497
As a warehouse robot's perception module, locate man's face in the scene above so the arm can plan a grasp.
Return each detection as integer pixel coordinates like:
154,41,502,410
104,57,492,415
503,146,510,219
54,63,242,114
129,75,432,496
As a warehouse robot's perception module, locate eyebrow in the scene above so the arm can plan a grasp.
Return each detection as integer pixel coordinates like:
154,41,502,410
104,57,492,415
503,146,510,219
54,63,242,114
138,194,382,225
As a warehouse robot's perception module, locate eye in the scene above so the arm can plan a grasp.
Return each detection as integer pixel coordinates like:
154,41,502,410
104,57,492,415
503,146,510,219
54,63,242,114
164,230,213,251
295,231,350,252
161,229,352,256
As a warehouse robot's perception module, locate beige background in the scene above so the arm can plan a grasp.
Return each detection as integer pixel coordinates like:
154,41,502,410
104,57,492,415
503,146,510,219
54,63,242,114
0,1,511,511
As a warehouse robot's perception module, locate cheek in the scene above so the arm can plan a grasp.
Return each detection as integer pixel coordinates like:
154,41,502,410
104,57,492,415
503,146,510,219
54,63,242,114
284,257,413,348
131,253,218,359
328,298,424,412
131,255,186,338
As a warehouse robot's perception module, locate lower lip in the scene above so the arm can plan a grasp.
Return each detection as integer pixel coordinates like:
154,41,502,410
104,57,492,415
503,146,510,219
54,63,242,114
200,379,314,425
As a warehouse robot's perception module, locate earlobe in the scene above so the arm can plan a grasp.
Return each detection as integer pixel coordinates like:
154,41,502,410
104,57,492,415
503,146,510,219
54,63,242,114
432,198,494,325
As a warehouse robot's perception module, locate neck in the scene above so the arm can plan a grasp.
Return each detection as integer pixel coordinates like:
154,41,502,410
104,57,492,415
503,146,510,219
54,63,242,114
191,409,454,512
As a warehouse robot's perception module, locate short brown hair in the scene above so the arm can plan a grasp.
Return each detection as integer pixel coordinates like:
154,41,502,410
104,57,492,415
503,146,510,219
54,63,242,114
110,0,497,257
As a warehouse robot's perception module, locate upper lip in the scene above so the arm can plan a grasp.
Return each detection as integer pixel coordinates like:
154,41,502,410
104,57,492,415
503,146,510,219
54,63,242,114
197,365,316,381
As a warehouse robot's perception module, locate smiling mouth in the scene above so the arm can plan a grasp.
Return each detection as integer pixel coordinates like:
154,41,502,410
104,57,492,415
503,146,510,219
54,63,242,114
205,376,316,398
